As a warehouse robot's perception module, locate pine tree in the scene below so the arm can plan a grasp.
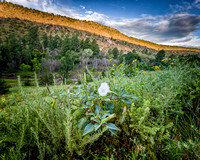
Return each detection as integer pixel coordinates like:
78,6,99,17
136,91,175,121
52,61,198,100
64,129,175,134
91,39,100,58
62,34,71,54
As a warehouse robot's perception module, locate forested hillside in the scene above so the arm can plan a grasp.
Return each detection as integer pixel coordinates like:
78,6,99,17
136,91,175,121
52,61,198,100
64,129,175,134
1,1,200,52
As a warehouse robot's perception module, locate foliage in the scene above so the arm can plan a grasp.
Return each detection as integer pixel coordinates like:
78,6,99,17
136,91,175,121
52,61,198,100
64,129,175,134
0,79,11,94
1,59,200,159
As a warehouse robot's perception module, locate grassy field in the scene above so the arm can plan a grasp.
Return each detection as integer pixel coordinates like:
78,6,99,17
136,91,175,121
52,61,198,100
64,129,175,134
0,59,200,159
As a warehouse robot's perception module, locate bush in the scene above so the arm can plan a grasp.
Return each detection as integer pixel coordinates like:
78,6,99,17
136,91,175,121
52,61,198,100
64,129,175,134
0,79,11,94
23,78,32,86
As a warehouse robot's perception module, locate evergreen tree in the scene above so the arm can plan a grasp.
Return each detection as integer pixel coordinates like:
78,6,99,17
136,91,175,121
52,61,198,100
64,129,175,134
112,47,119,59
62,34,71,54
42,33,48,50
91,39,100,58
71,35,80,52
83,38,91,49
27,26,40,50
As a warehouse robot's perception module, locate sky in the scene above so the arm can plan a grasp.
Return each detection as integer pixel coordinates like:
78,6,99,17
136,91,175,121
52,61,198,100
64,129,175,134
5,0,200,48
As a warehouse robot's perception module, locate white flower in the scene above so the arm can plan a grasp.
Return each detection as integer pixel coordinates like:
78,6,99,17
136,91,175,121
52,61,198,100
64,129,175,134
98,82,110,96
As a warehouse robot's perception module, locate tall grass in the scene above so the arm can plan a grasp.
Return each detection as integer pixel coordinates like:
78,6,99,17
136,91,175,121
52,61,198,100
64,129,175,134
0,60,199,159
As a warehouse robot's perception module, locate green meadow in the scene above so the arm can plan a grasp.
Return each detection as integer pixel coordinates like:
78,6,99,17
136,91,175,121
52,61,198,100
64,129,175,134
0,58,200,159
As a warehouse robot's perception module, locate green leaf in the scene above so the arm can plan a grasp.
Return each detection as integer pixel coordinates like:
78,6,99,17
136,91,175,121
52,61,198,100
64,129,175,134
95,105,101,115
109,129,118,136
106,123,120,131
102,113,111,119
77,117,88,130
104,98,110,101
120,89,125,95
131,95,138,99
94,123,101,131
122,98,132,104
83,123,94,136
86,101,91,106
81,106,89,109
91,117,100,123
122,94,129,97
86,113,95,116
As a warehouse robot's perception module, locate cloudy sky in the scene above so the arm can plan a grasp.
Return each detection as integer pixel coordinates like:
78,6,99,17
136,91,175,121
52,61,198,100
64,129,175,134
6,0,200,48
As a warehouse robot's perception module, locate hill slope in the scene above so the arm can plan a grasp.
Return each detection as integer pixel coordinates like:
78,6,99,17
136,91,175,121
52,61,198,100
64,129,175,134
0,2,200,53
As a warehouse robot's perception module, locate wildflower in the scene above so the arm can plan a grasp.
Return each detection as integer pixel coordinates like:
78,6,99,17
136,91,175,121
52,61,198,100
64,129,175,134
159,65,161,67
1,98,5,103
171,62,174,65
169,58,171,60
113,64,115,66
98,82,110,96
162,59,165,61
132,59,137,63
110,59,112,61
120,64,123,66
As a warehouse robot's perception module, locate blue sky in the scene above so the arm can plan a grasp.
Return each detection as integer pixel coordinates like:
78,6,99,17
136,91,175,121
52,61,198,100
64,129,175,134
6,0,200,48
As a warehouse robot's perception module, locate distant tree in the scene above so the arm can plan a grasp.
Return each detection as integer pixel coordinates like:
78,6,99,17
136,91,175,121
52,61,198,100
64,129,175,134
155,50,165,65
27,26,40,50
80,49,93,66
62,34,71,54
42,33,48,50
71,35,80,52
119,51,141,65
65,50,79,70
20,63,31,73
59,56,73,80
91,39,100,58
83,38,91,49
112,47,119,59
31,58,41,72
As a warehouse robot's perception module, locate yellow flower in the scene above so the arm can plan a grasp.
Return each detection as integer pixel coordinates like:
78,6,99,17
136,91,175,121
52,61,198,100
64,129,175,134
159,65,161,67
136,68,138,69
132,59,137,63
109,59,112,61
1,98,5,103
171,62,174,65
169,58,171,60
120,64,123,66
162,59,165,61
113,64,115,66
173,59,175,61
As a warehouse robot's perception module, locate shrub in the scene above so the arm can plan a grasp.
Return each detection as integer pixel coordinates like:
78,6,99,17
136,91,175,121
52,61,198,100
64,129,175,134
0,79,11,94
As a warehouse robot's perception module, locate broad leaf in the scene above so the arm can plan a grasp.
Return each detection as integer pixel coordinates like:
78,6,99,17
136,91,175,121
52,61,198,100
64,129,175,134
95,105,101,115
102,113,111,119
120,89,126,95
109,129,118,136
122,98,132,104
83,123,94,136
77,117,88,130
86,101,91,106
91,117,100,123
106,123,120,131
131,95,138,99
81,106,89,109
94,123,101,131
122,94,129,97
104,98,110,101
86,113,95,116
